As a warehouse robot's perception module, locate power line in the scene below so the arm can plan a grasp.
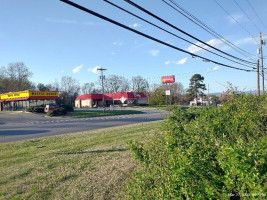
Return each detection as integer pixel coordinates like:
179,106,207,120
232,0,261,32
246,0,267,32
162,0,256,59
213,0,254,36
124,0,256,67
59,0,256,73
103,0,255,69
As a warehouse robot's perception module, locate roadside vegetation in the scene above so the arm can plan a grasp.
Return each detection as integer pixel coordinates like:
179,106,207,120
127,94,267,199
0,121,162,200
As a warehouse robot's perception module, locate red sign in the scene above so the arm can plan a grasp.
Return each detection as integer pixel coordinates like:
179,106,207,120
161,75,175,84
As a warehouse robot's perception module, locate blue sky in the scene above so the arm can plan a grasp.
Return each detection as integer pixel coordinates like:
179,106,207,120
1,0,267,93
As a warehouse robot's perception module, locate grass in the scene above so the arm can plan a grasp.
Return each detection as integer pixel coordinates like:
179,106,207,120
63,109,143,118
134,105,189,111
0,121,162,200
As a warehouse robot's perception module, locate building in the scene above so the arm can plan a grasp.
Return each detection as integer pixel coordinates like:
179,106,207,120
75,92,148,108
0,90,59,111
189,97,216,106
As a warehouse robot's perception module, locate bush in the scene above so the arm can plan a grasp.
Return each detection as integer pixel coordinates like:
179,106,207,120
60,104,74,112
33,107,45,113
26,106,44,113
46,107,67,117
26,107,34,112
127,94,267,199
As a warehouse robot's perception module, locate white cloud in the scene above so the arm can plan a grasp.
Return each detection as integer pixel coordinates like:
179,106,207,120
187,39,224,53
234,37,254,46
164,60,171,65
45,17,77,24
113,41,123,46
165,57,188,65
60,70,65,73
174,57,188,65
149,50,159,56
207,65,221,72
129,23,141,28
45,18,95,26
82,21,94,26
72,64,83,73
88,66,101,74
227,14,246,24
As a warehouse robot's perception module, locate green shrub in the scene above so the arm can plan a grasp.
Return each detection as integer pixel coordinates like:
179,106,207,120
26,107,34,112
33,107,45,113
60,104,74,112
26,107,44,113
46,107,67,117
127,94,267,199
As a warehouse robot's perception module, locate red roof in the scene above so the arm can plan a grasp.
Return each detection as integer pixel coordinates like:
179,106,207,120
75,94,103,101
75,92,147,101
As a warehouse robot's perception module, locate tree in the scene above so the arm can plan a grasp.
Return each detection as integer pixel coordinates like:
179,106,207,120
186,74,206,100
0,62,34,92
81,82,95,94
37,83,52,91
104,75,130,93
58,76,80,105
149,82,184,105
131,76,149,93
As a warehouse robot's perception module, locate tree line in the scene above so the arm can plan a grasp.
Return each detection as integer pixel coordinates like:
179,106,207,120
0,62,215,105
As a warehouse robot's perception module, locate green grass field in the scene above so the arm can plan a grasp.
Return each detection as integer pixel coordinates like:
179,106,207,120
0,121,162,200
63,109,143,118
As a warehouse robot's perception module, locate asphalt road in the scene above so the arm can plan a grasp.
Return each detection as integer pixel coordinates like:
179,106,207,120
0,108,167,143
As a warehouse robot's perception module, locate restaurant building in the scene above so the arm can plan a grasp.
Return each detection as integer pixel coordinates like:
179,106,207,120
75,92,148,108
0,90,59,111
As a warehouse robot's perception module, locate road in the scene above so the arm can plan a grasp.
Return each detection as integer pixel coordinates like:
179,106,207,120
0,108,167,143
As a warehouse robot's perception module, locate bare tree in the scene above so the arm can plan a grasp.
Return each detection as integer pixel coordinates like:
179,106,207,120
131,76,149,93
104,75,130,93
59,76,80,105
0,62,34,92
81,82,95,94
37,83,52,91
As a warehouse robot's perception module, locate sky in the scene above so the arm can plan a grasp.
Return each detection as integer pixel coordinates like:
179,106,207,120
1,0,267,93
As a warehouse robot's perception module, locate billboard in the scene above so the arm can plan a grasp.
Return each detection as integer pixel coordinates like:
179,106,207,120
161,75,175,84
0,90,59,100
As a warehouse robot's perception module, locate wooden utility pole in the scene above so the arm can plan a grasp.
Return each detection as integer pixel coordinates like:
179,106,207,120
97,67,107,112
253,32,267,94
257,59,260,96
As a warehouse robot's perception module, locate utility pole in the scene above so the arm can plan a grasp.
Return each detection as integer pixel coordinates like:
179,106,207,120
253,32,267,94
97,67,107,112
257,59,260,96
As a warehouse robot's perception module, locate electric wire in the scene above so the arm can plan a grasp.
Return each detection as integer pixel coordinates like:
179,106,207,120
246,0,267,32
59,0,256,73
124,0,257,66
163,0,256,59
213,0,254,36
103,0,255,69
232,0,261,32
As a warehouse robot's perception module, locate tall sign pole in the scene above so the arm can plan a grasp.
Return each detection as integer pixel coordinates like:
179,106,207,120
97,67,107,112
161,75,175,107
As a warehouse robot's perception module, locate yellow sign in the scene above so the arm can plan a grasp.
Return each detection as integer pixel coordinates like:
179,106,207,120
0,90,59,100
29,91,59,97
0,91,29,100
